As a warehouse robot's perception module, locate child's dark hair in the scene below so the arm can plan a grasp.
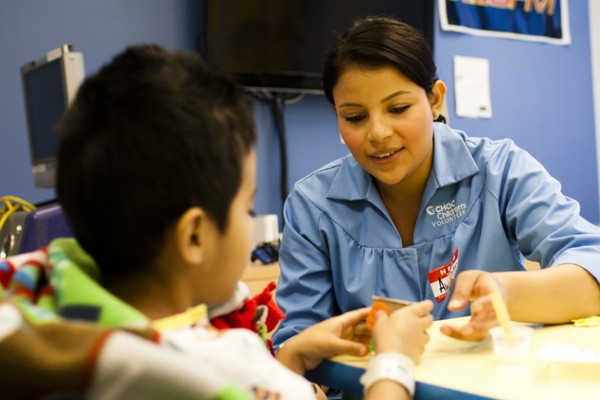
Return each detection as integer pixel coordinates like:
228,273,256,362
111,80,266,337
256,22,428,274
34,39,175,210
56,45,256,280
322,16,446,123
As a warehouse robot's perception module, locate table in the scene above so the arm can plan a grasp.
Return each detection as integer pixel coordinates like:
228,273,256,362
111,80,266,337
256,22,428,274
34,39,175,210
242,262,280,296
305,317,600,399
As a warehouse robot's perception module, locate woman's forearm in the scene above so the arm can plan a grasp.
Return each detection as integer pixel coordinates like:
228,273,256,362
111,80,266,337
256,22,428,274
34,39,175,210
499,264,600,323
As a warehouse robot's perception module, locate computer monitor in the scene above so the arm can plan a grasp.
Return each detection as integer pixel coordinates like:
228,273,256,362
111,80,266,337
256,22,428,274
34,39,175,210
201,0,434,93
20,44,85,187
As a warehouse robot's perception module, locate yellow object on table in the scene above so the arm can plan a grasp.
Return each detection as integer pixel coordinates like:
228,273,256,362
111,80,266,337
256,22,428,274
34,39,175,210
490,291,512,335
572,316,600,327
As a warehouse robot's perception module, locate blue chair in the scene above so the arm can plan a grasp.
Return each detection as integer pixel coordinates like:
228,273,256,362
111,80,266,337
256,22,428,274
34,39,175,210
18,203,72,254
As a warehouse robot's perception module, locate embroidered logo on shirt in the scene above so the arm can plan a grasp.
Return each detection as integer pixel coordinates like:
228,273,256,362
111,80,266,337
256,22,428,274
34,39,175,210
428,248,459,303
426,200,467,227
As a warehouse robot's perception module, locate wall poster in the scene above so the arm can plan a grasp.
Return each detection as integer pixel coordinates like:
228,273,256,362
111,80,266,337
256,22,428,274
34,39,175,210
438,0,571,45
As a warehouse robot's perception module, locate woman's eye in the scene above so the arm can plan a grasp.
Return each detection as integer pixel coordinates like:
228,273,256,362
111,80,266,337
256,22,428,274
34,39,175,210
344,114,365,123
390,105,410,114
248,209,256,218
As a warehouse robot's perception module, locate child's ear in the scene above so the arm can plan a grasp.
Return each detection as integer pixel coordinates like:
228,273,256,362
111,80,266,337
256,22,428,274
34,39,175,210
175,207,208,266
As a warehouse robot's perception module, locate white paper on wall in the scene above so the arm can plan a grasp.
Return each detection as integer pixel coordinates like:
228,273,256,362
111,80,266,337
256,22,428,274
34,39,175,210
454,56,492,119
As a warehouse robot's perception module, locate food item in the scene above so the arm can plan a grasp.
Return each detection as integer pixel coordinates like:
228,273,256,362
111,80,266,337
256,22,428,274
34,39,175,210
367,296,414,329
367,301,390,329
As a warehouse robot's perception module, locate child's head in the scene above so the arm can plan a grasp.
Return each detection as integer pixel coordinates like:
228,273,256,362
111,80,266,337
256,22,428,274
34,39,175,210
56,45,256,294
322,17,440,109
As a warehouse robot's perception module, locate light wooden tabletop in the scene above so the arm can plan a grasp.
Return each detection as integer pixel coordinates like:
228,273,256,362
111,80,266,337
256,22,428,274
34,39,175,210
328,316,600,399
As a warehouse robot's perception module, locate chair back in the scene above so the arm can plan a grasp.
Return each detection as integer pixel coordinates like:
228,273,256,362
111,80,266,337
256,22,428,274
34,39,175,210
18,203,72,254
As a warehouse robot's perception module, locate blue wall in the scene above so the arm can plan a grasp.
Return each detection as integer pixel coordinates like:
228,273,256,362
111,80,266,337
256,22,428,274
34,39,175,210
1,1,598,226
0,0,202,203
254,0,600,224
433,2,599,224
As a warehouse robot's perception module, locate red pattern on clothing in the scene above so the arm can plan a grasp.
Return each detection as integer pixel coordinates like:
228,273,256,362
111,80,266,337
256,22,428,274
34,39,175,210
0,260,16,287
210,281,285,355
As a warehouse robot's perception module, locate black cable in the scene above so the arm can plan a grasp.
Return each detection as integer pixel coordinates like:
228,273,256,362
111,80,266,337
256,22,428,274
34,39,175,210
271,93,288,221
244,89,298,224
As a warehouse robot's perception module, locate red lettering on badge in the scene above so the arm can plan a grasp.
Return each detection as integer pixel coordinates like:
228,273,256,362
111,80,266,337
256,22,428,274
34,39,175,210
428,248,459,302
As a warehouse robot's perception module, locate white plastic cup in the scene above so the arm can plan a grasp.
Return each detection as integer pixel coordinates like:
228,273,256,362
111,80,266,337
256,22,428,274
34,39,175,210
251,214,279,248
489,325,533,362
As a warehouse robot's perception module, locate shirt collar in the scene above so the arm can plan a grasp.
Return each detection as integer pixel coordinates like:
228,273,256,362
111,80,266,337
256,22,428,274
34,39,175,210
326,124,479,202
327,155,373,201
431,123,479,188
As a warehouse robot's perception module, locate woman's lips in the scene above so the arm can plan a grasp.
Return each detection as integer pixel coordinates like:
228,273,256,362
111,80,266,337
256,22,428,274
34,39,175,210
369,148,403,164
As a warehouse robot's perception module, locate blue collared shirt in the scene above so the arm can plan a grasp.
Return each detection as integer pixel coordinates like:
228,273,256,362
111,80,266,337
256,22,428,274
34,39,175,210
273,123,600,347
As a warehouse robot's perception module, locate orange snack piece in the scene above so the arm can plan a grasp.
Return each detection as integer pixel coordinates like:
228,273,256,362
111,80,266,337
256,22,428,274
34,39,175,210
367,301,390,329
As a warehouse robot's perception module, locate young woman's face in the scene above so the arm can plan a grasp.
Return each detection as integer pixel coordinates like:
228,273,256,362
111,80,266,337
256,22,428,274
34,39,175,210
333,66,436,190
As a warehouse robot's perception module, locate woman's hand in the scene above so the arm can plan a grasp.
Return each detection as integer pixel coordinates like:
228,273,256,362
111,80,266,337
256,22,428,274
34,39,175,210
440,270,504,341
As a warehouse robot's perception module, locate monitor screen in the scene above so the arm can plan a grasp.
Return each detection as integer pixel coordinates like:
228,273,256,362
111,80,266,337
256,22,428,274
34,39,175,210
20,45,84,188
22,58,65,164
201,0,434,93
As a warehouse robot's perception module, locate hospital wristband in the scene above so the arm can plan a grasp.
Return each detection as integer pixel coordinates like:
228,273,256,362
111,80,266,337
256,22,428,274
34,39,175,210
359,352,415,396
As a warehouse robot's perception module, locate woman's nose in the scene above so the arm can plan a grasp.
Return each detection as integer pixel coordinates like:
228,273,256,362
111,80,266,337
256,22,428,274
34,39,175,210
367,117,393,143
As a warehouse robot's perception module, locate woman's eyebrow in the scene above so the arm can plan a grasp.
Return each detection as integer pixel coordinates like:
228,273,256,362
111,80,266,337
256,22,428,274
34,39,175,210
381,90,410,103
337,90,411,108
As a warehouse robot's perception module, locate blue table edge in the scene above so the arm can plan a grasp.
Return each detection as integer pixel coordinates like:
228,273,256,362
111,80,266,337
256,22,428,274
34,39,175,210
305,359,493,400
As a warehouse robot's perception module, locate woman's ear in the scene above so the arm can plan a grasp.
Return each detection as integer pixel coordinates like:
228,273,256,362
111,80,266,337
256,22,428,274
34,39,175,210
430,80,447,116
174,207,208,266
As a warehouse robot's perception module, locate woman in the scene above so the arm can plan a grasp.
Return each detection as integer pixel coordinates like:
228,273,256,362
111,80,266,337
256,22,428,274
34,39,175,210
273,16,600,347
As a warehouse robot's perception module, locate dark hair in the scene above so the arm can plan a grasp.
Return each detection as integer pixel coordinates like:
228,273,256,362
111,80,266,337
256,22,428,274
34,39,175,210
322,16,445,123
56,45,256,280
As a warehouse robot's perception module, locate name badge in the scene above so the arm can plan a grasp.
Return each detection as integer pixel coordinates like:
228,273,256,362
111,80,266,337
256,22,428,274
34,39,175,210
428,248,459,303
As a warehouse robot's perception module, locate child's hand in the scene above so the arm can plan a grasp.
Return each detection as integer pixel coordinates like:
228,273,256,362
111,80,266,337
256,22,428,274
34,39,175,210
371,300,434,362
276,308,371,374
440,270,504,341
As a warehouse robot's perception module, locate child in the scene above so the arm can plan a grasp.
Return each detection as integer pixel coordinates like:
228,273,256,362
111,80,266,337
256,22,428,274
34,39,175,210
1,45,432,399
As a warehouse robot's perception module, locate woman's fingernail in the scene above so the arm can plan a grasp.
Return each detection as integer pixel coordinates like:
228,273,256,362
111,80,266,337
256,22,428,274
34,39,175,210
449,300,461,308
